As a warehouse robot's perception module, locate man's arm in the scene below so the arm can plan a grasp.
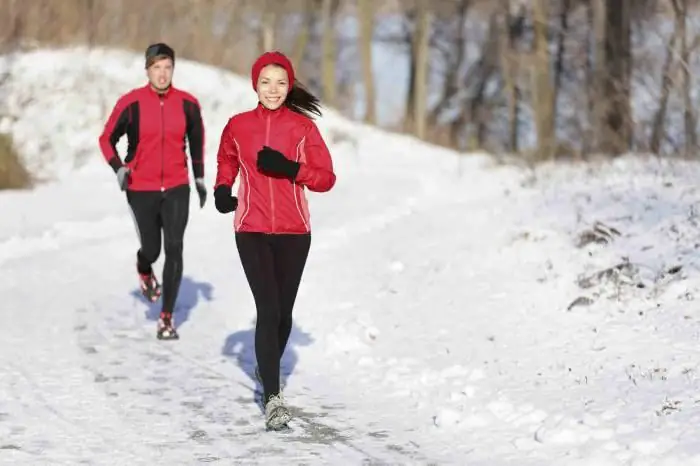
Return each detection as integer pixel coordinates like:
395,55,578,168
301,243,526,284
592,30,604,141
98,96,131,173
184,97,205,180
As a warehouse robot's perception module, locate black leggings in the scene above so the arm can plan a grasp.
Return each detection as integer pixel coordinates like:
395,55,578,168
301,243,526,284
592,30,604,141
127,184,190,314
235,232,311,402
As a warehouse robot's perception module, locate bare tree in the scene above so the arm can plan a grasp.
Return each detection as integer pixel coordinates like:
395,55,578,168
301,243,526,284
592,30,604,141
260,1,276,52
413,0,432,139
320,0,338,107
530,0,556,160
650,13,679,154
553,0,572,115
357,0,376,124
672,0,697,156
499,0,523,153
426,0,470,130
292,0,314,70
456,10,500,150
593,0,633,156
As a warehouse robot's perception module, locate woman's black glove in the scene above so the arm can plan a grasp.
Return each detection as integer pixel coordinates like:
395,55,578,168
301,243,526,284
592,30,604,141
214,185,238,213
257,146,300,180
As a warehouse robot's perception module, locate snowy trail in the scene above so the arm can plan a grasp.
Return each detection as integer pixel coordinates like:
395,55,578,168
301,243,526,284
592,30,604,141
0,222,433,464
1,245,166,465
0,145,464,464
5,152,694,465
4,147,700,466
7,47,700,465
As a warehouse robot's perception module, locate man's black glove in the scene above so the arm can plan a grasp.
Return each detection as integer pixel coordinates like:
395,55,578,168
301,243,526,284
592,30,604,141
257,146,300,180
195,178,207,208
214,185,238,213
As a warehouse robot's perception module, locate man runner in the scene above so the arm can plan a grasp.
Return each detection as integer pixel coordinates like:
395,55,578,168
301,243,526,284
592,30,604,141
98,43,207,340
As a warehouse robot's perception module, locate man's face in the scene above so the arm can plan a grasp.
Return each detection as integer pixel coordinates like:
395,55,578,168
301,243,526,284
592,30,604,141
147,57,174,92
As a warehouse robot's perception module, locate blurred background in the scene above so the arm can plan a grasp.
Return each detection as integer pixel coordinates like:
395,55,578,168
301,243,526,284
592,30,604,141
0,0,698,191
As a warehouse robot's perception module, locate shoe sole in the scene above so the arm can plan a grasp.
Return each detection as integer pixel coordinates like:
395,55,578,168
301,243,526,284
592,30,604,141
144,290,161,303
157,327,179,340
266,409,291,431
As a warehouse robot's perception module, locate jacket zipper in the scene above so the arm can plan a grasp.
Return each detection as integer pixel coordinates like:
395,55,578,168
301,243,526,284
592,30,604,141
160,96,165,192
265,114,276,232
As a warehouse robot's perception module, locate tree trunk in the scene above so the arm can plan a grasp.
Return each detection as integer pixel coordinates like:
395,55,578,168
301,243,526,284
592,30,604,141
583,1,596,157
531,0,556,160
595,0,632,156
357,0,376,124
462,13,499,149
499,0,520,153
673,0,697,156
649,25,678,154
292,0,314,76
428,0,470,130
413,1,431,139
321,0,336,107
260,6,275,52
404,8,417,133
591,0,606,153
553,0,571,116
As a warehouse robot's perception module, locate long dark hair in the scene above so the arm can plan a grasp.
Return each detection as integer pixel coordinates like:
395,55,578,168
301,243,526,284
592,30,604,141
285,80,323,119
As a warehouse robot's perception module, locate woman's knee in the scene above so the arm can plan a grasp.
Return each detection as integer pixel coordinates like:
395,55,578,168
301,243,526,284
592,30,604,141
163,240,183,258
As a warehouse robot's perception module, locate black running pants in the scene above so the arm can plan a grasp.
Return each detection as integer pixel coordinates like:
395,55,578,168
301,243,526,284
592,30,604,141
235,232,311,402
127,184,190,314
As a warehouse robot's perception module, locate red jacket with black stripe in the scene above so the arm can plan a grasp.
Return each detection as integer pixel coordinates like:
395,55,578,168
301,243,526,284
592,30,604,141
98,84,204,191
214,103,336,234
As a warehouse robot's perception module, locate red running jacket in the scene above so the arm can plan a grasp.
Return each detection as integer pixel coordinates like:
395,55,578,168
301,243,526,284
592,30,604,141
215,103,336,234
98,84,204,192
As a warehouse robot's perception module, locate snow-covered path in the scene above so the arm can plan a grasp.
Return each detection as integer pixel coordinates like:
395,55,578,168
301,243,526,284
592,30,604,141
0,127,473,463
4,48,700,465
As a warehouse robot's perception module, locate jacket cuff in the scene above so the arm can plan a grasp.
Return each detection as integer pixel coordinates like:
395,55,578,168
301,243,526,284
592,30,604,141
214,184,232,197
289,161,301,180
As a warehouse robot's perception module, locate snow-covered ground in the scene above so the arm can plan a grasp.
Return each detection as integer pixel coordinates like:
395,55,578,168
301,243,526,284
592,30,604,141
2,47,700,465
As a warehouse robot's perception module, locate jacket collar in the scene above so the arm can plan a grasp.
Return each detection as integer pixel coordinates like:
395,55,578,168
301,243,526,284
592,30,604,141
144,83,174,98
254,102,289,120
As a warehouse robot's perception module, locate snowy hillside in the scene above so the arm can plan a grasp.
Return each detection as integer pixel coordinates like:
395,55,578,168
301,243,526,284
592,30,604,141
2,47,700,465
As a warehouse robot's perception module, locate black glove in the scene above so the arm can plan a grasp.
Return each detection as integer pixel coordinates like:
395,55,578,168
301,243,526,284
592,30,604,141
194,178,207,208
214,185,238,213
257,146,300,180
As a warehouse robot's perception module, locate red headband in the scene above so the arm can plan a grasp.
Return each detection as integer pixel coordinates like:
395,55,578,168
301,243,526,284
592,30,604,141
251,52,295,91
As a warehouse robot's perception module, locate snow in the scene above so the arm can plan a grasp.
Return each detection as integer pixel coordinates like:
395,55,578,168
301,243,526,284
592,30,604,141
2,47,700,464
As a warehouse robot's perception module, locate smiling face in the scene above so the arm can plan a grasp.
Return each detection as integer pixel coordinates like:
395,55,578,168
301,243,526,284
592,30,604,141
256,64,289,110
146,56,174,92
